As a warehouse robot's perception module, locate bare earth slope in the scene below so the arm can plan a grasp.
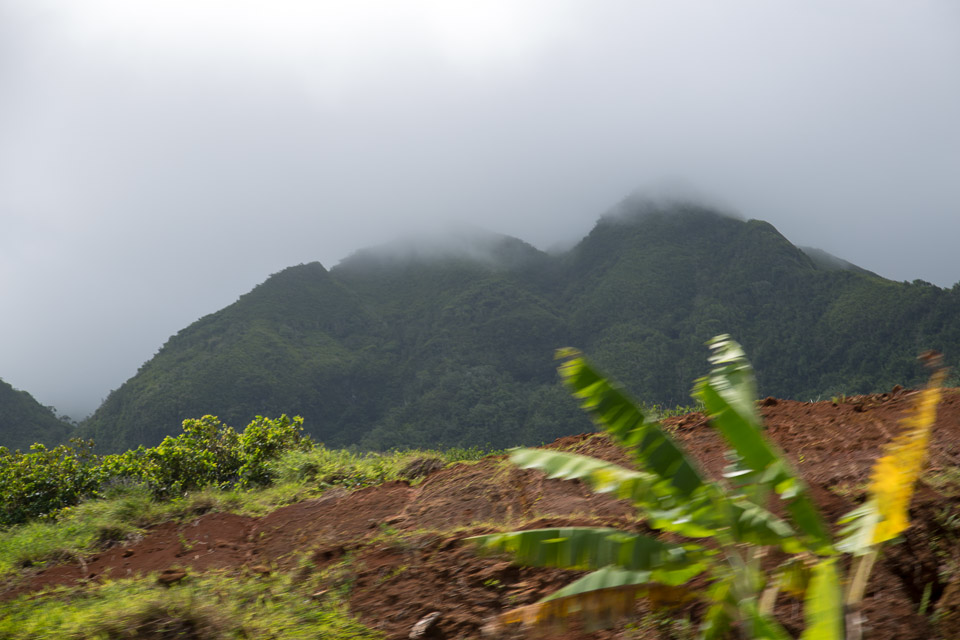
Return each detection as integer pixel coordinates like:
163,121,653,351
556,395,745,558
5,388,960,639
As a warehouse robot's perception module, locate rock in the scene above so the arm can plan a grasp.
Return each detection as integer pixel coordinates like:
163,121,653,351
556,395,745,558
409,611,442,639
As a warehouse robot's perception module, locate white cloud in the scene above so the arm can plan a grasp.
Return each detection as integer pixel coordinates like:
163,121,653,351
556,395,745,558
1,1,958,416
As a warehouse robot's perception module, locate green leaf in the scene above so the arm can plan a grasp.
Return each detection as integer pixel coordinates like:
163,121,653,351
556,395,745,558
556,351,709,500
543,565,654,605
509,423,804,554
693,335,833,554
469,527,707,586
799,559,843,640
700,578,735,640
836,500,882,555
774,555,813,599
737,597,795,640
507,447,720,538
726,499,806,554
749,608,796,640
509,448,659,504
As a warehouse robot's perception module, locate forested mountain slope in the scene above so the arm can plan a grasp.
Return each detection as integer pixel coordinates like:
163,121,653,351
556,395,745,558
0,379,73,451
80,201,960,452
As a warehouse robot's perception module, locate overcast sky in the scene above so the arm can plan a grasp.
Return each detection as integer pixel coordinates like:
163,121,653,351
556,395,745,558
2,1,958,418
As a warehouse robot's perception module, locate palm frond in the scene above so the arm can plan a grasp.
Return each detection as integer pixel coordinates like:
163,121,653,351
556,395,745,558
693,335,832,553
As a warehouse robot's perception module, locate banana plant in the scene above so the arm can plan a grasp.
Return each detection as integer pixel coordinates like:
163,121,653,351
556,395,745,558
470,336,945,639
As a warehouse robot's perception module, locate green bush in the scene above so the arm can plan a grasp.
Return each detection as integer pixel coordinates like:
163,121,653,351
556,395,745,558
0,439,103,526
237,415,312,486
0,415,312,526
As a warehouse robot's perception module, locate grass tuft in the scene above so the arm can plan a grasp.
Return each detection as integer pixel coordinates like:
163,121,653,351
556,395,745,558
0,571,382,639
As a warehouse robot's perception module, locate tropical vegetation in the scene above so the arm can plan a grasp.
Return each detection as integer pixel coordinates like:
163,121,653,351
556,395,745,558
471,337,946,639
0,418,492,638
0,414,486,528
72,201,960,453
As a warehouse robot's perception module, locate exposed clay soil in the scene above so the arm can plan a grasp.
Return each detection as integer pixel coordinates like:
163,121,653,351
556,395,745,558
4,388,960,639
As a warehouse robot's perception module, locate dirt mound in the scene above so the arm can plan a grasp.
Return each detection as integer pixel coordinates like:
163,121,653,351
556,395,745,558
4,389,960,639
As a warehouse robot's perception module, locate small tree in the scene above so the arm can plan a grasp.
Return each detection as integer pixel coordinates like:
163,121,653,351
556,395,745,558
471,336,945,639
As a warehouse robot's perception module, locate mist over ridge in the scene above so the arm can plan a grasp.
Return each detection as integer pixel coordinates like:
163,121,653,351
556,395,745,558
3,2,958,425
335,221,547,272
67,200,960,454
7,191,957,428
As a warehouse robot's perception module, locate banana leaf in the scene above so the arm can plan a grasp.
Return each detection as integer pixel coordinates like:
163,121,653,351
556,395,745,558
556,349,709,500
469,526,707,585
799,558,843,640
693,335,833,554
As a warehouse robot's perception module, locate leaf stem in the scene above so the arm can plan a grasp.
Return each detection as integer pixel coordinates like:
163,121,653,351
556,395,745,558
844,548,878,640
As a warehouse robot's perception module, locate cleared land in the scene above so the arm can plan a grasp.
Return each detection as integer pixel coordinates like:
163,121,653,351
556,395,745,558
3,388,960,639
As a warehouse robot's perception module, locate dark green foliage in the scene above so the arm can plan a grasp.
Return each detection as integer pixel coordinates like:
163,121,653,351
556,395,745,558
0,415,310,526
80,200,960,452
0,378,73,452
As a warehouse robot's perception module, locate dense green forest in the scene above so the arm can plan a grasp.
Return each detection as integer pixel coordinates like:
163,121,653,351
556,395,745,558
71,201,959,452
0,379,73,452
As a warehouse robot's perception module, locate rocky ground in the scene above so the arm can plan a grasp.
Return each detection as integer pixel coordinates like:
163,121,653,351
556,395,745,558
4,387,960,639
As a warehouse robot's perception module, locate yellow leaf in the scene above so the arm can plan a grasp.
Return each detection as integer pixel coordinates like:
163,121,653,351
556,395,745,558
868,366,945,545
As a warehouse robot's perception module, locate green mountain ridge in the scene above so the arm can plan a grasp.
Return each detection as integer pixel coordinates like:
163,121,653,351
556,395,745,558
78,201,960,452
0,379,73,451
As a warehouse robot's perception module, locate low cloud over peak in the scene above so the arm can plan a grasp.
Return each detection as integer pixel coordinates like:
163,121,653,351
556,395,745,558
1,2,957,418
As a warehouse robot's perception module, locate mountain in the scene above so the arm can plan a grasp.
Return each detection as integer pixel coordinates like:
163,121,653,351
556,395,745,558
80,200,960,452
563,205,960,402
0,378,74,451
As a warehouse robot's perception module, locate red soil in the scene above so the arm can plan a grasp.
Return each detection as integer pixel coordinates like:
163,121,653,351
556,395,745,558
4,388,960,639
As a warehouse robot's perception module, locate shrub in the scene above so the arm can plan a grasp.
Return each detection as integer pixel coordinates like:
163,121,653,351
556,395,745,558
0,439,103,526
237,414,312,487
99,414,311,499
0,415,312,526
